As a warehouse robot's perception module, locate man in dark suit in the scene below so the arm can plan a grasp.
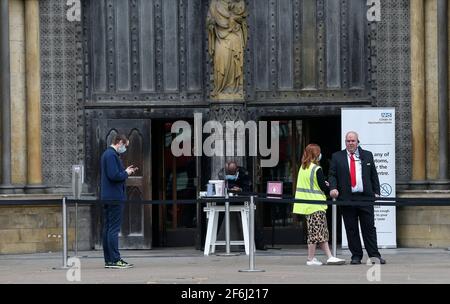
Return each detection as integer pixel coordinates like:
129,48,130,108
100,134,138,269
328,131,386,265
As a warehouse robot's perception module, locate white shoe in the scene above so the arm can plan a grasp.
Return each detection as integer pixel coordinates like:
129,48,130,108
326,256,346,265
306,258,323,266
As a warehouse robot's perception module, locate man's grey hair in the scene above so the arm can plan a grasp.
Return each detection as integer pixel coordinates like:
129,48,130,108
345,131,359,140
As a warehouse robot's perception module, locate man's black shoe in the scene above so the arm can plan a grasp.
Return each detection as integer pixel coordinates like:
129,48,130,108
371,257,386,265
350,259,361,265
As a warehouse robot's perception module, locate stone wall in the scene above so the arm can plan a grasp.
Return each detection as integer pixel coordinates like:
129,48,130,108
0,201,92,254
398,207,450,248
397,191,450,248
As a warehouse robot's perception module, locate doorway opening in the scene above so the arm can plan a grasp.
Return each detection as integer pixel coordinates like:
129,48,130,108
259,116,341,246
151,120,199,247
149,116,342,248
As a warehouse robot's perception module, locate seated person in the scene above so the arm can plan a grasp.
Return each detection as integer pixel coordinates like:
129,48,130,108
218,161,251,193
218,160,266,250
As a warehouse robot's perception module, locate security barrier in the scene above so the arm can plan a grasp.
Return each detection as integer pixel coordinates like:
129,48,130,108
1,194,450,271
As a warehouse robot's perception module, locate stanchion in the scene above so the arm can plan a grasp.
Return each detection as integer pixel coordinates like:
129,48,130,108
71,164,83,258
74,201,78,257
239,196,265,272
218,193,239,256
62,196,69,268
332,198,337,257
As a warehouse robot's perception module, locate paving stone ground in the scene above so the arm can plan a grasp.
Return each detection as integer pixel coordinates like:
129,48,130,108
1,247,449,284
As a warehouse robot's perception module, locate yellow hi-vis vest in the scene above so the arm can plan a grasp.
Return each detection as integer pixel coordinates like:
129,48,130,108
293,164,327,215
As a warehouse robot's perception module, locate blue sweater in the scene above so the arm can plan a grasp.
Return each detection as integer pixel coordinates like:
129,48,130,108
100,147,128,200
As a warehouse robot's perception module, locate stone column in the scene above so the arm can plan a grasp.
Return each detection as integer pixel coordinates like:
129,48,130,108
208,103,247,179
437,0,449,184
25,0,44,192
0,0,14,193
10,0,26,192
448,2,450,181
425,0,439,180
410,0,427,187
208,102,248,245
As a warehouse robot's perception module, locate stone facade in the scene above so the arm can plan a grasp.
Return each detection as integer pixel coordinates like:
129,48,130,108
40,0,79,188
376,0,412,183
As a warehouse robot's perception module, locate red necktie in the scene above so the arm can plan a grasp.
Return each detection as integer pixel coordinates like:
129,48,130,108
350,153,356,187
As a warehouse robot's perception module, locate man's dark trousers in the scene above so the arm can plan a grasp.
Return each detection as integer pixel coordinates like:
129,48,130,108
342,202,380,260
103,203,124,263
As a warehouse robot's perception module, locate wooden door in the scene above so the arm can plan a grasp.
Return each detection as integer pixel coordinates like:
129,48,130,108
98,119,152,249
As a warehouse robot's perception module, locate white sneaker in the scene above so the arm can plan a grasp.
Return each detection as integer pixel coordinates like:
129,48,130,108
326,256,346,265
306,258,323,266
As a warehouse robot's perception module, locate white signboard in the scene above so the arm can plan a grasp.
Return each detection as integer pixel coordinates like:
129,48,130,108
341,108,396,248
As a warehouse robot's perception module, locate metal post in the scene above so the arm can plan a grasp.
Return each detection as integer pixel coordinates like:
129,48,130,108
72,165,83,257
218,192,238,256
62,197,68,268
332,198,337,257
225,200,231,253
240,196,264,272
74,202,78,257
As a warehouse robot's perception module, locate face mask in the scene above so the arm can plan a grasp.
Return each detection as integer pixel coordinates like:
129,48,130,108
117,144,127,154
225,171,239,181
226,174,237,181
317,153,322,161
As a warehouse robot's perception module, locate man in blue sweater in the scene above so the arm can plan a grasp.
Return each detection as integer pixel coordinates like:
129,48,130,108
101,134,138,269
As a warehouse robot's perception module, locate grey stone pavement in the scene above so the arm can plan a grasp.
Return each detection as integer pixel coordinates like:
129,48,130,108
0,246,450,284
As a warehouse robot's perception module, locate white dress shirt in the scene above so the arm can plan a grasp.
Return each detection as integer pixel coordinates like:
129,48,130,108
347,149,364,193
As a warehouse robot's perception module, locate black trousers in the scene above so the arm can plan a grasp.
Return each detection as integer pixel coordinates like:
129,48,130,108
102,204,124,263
342,203,381,260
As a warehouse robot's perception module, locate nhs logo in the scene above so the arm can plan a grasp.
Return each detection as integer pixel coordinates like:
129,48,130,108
381,112,392,118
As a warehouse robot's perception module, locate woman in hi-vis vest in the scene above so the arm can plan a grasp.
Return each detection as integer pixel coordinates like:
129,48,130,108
293,144,345,266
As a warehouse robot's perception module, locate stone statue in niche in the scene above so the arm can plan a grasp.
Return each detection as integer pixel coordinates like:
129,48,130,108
207,0,248,100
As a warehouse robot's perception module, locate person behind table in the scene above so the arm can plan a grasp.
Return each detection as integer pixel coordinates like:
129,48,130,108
218,160,266,250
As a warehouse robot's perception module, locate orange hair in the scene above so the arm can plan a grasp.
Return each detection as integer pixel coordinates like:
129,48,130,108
301,144,321,169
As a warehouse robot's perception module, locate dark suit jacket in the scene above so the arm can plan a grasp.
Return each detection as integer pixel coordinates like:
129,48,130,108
328,147,380,200
100,147,128,201
218,166,252,192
